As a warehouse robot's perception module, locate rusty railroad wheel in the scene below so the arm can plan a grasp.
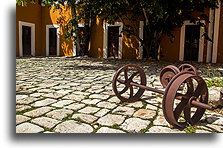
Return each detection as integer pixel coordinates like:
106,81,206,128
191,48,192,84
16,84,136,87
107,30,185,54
179,64,197,75
162,71,208,128
160,65,180,88
112,64,146,102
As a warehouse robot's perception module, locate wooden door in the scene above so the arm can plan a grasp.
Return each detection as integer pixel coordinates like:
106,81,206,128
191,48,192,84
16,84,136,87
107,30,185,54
22,26,31,56
108,26,119,58
184,25,200,61
49,28,57,56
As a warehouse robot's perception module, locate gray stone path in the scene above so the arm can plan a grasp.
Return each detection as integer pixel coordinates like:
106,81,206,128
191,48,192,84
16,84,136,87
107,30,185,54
16,57,223,133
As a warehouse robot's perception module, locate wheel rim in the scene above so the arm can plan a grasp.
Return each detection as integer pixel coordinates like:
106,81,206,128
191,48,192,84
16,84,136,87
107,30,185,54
160,65,180,88
162,71,208,128
179,64,197,75
112,64,146,102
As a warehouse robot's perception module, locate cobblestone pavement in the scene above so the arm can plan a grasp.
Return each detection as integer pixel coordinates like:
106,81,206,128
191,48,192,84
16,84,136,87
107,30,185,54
16,57,223,133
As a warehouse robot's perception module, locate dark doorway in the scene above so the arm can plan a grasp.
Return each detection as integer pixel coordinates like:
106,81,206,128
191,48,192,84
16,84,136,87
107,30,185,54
108,26,119,58
22,26,31,56
49,28,57,56
184,25,200,61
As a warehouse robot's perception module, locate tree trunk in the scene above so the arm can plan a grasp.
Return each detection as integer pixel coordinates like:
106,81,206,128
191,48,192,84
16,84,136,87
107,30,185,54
143,24,162,60
83,19,90,56
70,5,81,56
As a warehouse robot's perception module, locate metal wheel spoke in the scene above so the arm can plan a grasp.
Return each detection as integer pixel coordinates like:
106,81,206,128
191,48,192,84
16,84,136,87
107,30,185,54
119,86,129,94
130,85,134,98
175,93,186,100
183,107,192,124
128,71,139,80
193,82,205,98
117,79,125,84
174,99,188,120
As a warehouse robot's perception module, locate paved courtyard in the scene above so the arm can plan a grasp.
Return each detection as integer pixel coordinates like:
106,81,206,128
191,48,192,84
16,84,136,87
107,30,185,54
16,56,223,133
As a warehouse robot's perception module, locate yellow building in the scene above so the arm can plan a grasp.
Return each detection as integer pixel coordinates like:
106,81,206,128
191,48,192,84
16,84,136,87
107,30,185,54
16,0,223,63
16,1,74,57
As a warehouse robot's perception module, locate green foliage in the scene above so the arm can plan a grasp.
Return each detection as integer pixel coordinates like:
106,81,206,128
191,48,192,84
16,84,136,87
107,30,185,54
16,0,35,6
205,78,223,87
184,125,196,133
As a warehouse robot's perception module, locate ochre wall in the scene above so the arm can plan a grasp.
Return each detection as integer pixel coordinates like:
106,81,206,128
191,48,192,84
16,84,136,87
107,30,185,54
160,29,181,61
16,3,42,56
89,17,104,58
122,21,139,59
16,3,73,57
89,18,139,59
42,6,74,56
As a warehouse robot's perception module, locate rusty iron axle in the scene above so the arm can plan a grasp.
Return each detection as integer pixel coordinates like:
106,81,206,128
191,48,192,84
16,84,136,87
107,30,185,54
118,78,213,111
112,64,214,128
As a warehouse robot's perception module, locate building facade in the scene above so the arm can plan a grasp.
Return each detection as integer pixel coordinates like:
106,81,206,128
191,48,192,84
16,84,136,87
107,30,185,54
16,1,75,57
16,0,223,63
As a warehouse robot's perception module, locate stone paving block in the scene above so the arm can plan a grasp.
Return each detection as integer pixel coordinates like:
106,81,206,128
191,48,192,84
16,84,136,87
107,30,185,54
37,89,55,93
64,103,85,111
112,106,135,116
72,114,98,124
204,116,223,126
63,94,86,101
54,120,93,133
86,88,104,94
81,99,101,105
16,97,41,105
120,118,150,133
148,126,185,133
31,117,60,129
16,122,44,133
16,105,31,112
16,95,29,100
94,108,110,117
195,130,212,133
153,116,169,126
97,114,125,126
196,123,223,133
108,96,121,104
51,100,74,108
146,103,160,111
126,101,144,108
46,109,73,120
89,94,110,100
32,98,57,107
133,109,156,119
78,106,100,114
96,127,125,133
30,92,45,97
51,85,71,90
67,82,81,87
96,101,117,109
55,89,73,95
16,115,31,125
72,91,91,96
42,93,65,99
24,107,54,117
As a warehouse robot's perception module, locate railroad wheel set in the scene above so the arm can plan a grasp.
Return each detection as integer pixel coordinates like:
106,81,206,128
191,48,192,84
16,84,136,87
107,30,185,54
112,64,213,128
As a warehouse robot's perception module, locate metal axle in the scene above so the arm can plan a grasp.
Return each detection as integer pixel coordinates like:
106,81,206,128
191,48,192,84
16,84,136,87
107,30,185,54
129,81,213,111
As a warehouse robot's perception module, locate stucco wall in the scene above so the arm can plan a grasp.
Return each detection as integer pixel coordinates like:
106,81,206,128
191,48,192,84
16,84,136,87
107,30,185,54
89,18,140,59
16,3,42,56
16,3,73,57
